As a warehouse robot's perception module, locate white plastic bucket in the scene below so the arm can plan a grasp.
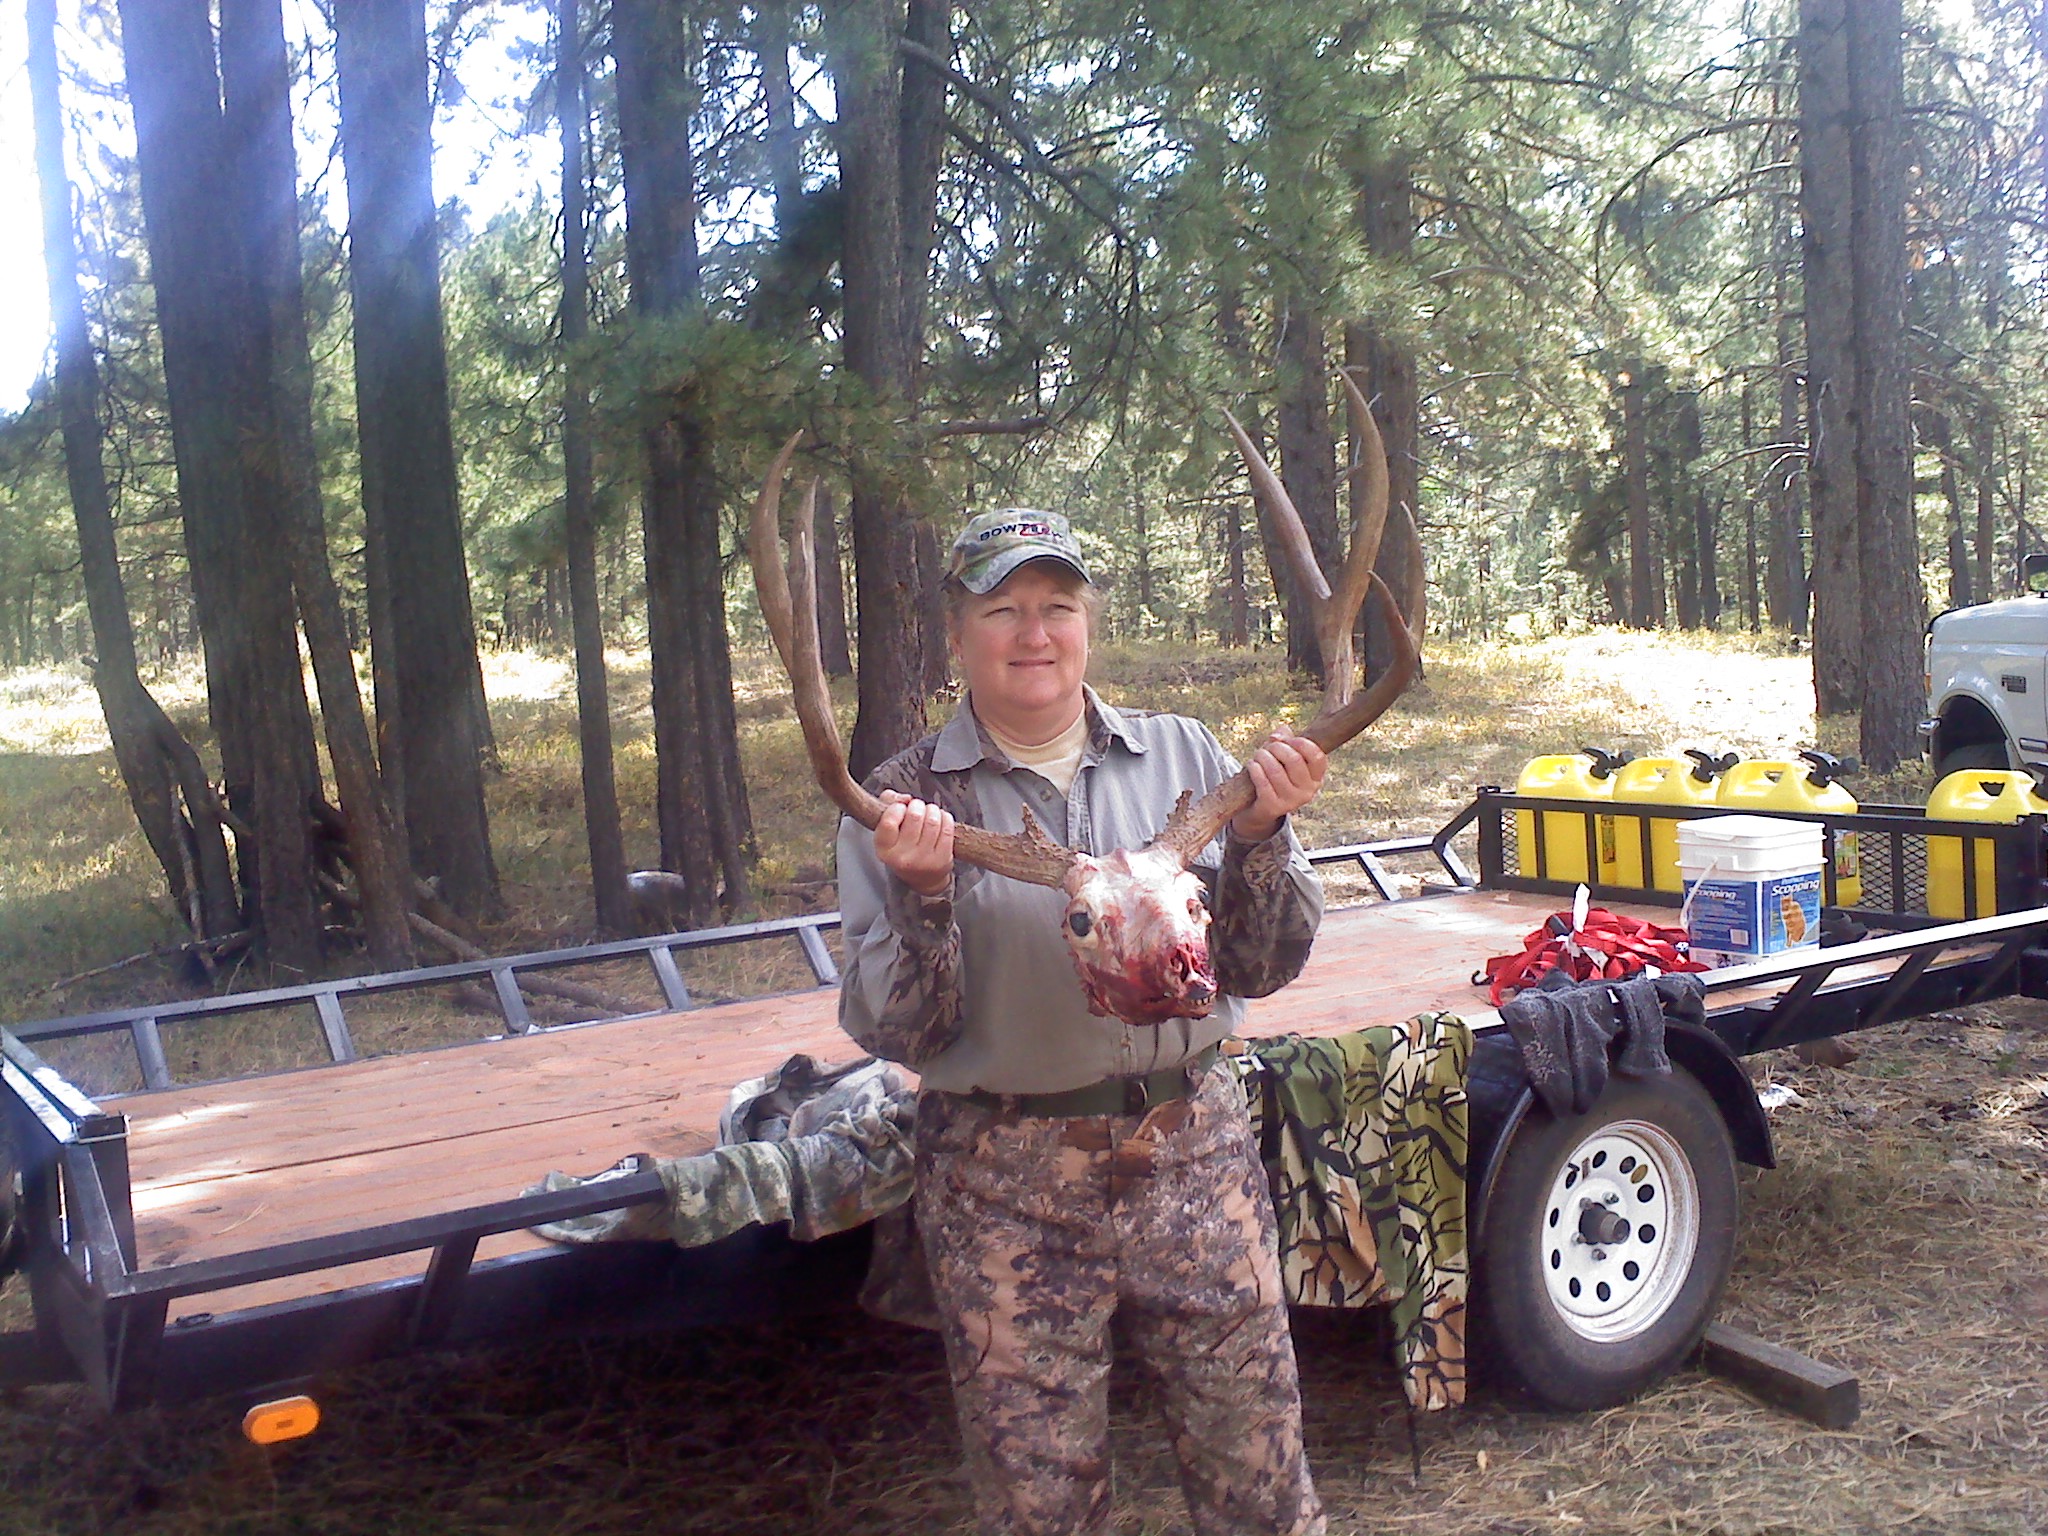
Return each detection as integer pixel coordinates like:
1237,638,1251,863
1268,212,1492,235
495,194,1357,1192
1677,815,1824,968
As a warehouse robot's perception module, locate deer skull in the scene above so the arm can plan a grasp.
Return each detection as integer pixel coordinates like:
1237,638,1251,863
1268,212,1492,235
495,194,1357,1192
1059,845,1216,1023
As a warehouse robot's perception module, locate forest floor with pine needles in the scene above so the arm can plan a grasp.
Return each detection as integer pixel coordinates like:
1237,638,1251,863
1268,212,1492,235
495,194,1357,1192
3,628,2046,1535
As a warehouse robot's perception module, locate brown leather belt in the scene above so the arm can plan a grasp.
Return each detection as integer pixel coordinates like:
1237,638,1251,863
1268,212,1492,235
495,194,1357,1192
958,1046,1218,1118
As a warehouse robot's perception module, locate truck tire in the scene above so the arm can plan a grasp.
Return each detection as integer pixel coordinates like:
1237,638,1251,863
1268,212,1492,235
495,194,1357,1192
1474,1069,1738,1411
1936,740,2011,779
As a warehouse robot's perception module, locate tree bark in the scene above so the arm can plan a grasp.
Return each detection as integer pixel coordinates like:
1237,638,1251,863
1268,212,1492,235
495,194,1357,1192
1923,409,1972,607
30,0,239,942
1274,299,1341,685
1740,384,1762,630
753,0,850,680
221,0,413,967
1349,152,1423,683
1769,288,1809,633
558,0,631,934
117,0,324,973
613,0,724,926
827,0,928,777
1221,491,1250,648
814,482,855,676
1847,0,1924,770
1218,288,1289,657
1622,371,1653,627
333,0,500,919
1799,0,1864,713
1696,489,1720,628
1974,417,2000,597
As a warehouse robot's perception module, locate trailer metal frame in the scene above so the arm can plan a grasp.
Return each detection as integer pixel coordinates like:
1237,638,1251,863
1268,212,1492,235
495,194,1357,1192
6,794,2047,1412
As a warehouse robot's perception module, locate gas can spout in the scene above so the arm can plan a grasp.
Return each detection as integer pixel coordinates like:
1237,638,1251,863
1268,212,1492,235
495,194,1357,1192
1798,750,1858,787
1580,746,1635,780
1684,748,1739,785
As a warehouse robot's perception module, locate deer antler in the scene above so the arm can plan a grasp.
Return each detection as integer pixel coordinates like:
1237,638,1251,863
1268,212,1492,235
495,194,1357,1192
748,431,1080,889
1149,383,1423,866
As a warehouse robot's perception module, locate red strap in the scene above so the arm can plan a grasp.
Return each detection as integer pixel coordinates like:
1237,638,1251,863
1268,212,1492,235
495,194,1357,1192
1482,907,1707,1005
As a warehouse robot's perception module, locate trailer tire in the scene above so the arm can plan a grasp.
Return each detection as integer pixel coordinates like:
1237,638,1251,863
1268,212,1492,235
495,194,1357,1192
1475,1069,1737,1411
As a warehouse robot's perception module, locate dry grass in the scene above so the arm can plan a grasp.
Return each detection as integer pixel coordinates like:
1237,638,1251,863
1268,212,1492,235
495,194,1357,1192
7,628,2048,1535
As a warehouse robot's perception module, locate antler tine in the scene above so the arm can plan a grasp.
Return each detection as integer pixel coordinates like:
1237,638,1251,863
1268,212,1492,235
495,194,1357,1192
1149,404,1425,870
1340,370,1425,656
1220,402,1363,708
749,433,1081,889
749,430,808,675
1220,406,1333,606
748,432,886,831
1336,369,1392,638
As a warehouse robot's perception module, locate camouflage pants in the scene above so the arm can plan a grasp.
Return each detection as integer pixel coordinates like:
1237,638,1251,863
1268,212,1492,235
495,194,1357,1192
916,1062,1325,1536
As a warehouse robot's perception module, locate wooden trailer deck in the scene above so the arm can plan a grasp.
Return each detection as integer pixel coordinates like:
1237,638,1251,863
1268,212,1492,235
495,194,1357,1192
111,888,1981,1321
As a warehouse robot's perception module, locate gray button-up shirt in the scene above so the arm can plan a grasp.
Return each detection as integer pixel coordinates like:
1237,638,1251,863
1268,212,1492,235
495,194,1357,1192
836,689,1324,1094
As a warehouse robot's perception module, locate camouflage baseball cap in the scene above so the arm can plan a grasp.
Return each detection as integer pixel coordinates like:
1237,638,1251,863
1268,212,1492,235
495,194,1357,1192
945,507,1092,595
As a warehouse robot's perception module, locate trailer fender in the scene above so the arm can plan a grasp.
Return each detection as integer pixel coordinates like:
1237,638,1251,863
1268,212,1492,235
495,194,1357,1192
1663,1021,1774,1171
1469,1023,1771,1253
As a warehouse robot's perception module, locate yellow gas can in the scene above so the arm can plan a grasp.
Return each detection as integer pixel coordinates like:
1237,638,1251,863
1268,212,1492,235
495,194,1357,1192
1715,752,1862,906
1609,750,1736,891
1925,770,2048,920
1515,749,1629,885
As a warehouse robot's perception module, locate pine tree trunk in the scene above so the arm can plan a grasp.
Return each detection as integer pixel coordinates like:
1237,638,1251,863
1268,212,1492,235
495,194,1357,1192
1622,372,1653,627
1218,288,1303,671
1975,418,2000,597
1674,495,1701,631
558,0,631,934
1274,299,1340,684
117,0,323,972
30,0,239,941
1349,153,1423,684
1221,493,1250,648
1924,410,1972,607
1769,292,1809,633
222,0,413,967
1847,0,1924,769
1799,0,1864,713
1697,490,1721,628
815,483,855,677
828,0,928,778
332,0,500,919
614,0,724,925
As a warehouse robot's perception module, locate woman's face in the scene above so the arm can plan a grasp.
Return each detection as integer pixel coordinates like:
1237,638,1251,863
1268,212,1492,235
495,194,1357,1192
951,561,1091,741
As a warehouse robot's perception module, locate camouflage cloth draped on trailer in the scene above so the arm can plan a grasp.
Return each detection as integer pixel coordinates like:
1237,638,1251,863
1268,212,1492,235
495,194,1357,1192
5,787,2048,1428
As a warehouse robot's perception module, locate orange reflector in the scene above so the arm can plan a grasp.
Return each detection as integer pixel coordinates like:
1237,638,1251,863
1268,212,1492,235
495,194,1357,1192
241,1395,321,1445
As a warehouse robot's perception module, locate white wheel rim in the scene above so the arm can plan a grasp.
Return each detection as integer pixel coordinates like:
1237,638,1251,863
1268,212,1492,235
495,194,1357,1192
1539,1118,1700,1342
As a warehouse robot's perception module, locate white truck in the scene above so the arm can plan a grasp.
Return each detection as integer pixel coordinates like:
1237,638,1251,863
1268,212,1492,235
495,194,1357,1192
1921,556,2048,777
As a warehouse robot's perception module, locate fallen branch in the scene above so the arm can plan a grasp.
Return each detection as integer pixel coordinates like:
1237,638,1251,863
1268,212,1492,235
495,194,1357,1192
406,912,638,1018
45,930,253,993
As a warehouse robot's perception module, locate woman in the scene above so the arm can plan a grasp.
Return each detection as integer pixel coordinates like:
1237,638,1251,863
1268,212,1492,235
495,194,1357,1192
837,507,1331,1536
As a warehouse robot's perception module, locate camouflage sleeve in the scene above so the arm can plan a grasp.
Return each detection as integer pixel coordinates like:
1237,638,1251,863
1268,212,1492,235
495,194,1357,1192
835,812,968,1066
1207,820,1325,1000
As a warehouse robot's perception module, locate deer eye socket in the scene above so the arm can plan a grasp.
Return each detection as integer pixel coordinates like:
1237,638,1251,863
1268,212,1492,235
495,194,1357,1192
1067,910,1093,938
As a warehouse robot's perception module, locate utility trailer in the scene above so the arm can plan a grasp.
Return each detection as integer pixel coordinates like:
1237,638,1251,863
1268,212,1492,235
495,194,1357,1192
5,788,2048,1425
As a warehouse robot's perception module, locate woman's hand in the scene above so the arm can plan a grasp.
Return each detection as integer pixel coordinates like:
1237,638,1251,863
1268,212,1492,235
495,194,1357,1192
1230,725,1328,843
874,789,956,896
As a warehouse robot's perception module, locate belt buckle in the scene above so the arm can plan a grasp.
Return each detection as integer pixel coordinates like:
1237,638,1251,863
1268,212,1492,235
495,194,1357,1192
1122,1076,1150,1115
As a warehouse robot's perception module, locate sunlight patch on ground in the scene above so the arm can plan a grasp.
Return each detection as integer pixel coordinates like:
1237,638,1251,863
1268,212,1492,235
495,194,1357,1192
480,650,574,704
0,661,210,755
